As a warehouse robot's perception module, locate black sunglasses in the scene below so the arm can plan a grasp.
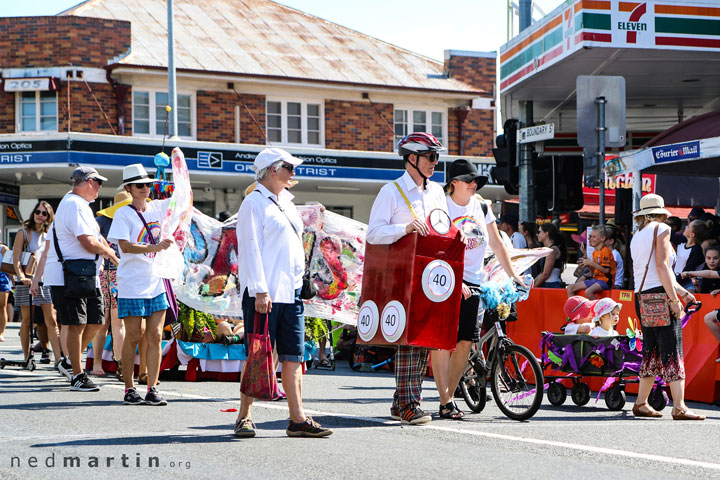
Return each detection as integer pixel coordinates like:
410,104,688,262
280,162,295,173
420,152,440,162
132,182,154,189
90,178,104,186
34,210,49,217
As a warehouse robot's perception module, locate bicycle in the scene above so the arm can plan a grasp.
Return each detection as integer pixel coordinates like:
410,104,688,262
459,289,544,421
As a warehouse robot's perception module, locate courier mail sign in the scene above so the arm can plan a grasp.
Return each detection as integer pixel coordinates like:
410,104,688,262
651,141,700,164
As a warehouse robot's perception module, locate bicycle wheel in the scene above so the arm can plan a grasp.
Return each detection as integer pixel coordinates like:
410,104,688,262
490,343,544,421
460,361,487,413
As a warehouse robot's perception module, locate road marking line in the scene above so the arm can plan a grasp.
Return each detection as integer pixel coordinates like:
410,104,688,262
5,368,720,471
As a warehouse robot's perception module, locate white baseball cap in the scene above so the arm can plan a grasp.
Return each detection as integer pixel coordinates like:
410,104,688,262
253,148,303,172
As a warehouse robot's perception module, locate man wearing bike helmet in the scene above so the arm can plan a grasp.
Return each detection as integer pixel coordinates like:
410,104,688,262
367,132,448,425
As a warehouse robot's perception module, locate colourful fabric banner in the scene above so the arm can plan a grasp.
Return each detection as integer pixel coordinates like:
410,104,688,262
175,205,367,326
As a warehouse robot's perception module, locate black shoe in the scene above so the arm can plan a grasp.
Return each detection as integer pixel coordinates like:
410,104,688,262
70,372,100,392
144,386,167,406
57,357,72,381
399,407,431,425
40,350,51,364
286,416,333,437
123,388,146,405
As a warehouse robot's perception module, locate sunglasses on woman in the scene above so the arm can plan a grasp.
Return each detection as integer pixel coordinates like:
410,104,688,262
133,182,154,189
34,210,49,217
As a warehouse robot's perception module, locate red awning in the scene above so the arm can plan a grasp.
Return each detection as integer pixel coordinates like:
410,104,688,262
643,111,720,147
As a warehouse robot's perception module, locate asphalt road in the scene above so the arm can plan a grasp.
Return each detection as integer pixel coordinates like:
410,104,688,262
1,322,719,480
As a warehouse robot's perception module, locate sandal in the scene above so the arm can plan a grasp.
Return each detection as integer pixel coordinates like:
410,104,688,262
316,358,332,369
632,402,663,418
439,402,464,420
671,407,706,421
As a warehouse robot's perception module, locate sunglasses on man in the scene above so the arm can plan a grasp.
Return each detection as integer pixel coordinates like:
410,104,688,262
89,178,104,186
420,152,440,163
280,162,295,173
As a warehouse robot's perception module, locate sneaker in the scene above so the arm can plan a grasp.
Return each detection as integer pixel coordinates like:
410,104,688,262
57,358,72,381
144,386,167,406
399,407,431,425
234,417,256,438
40,350,51,364
123,388,146,405
70,372,100,392
286,416,333,437
390,408,401,421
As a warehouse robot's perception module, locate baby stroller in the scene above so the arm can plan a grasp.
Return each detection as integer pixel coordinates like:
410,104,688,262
540,302,702,412
0,291,37,371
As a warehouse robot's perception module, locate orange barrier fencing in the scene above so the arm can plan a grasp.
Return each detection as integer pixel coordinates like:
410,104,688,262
507,288,720,404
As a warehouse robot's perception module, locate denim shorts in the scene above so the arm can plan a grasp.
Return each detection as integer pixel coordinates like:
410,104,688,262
242,288,304,363
0,272,11,293
118,293,169,319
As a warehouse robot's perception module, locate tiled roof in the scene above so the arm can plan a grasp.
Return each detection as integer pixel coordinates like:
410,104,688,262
60,0,481,94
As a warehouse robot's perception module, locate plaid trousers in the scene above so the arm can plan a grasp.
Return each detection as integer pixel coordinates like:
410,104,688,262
392,345,429,413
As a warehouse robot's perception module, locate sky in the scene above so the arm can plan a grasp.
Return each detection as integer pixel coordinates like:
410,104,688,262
3,0,565,60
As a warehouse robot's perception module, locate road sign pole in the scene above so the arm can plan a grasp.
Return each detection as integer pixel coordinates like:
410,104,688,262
519,101,534,222
596,96,606,224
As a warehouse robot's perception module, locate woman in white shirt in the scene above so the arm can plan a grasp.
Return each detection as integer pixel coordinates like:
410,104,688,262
13,201,62,366
108,165,173,407
630,194,704,420
432,159,525,420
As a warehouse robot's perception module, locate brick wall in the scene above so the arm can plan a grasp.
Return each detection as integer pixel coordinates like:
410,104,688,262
196,91,267,144
325,99,395,152
0,16,130,68
444,52,497,156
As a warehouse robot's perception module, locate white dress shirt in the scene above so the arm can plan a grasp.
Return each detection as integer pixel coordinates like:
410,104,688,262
367,171,448,245
236,183,305,304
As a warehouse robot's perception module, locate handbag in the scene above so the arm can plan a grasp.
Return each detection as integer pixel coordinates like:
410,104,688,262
637,224,671,328
53,225,99,299
129,205,179,326
240,313,279,401
262,192,317,300
1,230,37,277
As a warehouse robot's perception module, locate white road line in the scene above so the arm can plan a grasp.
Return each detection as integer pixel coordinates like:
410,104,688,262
5,368,720,471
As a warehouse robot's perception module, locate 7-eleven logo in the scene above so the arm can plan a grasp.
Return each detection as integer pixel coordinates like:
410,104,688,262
620,3,648,44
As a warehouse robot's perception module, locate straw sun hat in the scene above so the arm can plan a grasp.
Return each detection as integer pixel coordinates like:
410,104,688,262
632,193,671,217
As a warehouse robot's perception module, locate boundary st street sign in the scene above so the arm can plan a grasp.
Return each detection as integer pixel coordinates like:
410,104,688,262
518,123,554,144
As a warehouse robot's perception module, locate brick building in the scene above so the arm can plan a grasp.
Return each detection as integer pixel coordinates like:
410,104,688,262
0,0,499,235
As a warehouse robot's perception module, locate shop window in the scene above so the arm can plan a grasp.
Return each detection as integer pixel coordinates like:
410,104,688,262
325,205,354,219
265,99,323,147
393,108,445,147
133,90,194,139
17,91,57,132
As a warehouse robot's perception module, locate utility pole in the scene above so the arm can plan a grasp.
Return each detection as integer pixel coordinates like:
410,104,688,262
518,0,534,222
167,0,178,138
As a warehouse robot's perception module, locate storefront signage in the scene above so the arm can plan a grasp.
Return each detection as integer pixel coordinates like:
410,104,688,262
651,140,700,164
0,183,20,206
0,136,497,184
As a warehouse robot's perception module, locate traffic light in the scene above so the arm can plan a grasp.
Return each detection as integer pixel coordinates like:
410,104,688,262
533,155,584,214
491,119,519,195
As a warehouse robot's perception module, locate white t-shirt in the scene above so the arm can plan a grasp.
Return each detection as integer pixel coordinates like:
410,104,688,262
446,195,495,285
612,248,624,287
631,221,672,292
564,323,581,335
673,243,692,275
108,199,171,299
591,325,618,337
510,231,527,249
44,193,103,287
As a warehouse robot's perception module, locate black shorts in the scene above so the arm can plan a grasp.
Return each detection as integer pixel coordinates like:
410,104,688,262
51,286,104,326
458,284,482,343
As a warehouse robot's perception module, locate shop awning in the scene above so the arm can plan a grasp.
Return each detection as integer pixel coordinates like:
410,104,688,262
611,111,720,176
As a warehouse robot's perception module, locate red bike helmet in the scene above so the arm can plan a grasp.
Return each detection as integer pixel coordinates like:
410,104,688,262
397,132,445,157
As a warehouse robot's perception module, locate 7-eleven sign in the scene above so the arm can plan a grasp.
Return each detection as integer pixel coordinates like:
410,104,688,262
614,2,654,48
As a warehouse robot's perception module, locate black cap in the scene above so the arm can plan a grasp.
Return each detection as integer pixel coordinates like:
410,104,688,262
445,159,488,190
497,213,519,228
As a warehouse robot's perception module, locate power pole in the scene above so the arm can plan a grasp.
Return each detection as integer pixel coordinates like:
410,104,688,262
167,0,178,138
